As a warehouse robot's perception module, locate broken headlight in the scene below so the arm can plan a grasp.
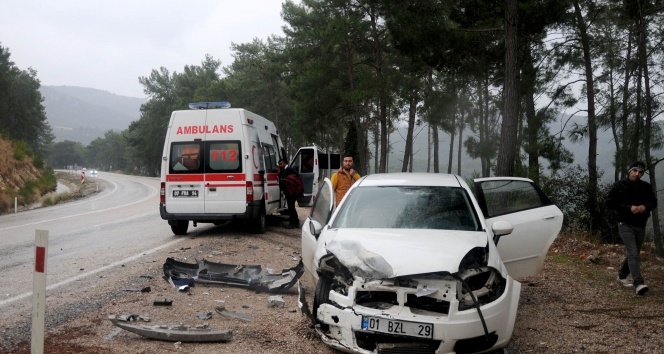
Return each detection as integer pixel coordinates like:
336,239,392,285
458,245,488,272
317,254,354,296
457,267,506,311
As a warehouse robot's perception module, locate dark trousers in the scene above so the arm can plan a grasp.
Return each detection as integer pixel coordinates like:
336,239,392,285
286,195,299,227
618,222,646,286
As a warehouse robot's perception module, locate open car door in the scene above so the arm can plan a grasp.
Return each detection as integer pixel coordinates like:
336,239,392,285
290,146,340,207
474,177,563,278
301,178,335,284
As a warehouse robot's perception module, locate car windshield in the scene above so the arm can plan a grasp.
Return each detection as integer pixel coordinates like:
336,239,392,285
331,186,480,231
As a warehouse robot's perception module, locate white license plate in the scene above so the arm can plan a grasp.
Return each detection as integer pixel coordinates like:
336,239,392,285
361,316,433,339
173,190,199,198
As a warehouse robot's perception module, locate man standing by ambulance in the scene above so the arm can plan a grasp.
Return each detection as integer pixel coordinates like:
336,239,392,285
278,159,302,229
606,161,657,296
331,154,361,206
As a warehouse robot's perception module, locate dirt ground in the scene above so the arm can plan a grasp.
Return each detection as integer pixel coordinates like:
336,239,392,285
5,209,664,353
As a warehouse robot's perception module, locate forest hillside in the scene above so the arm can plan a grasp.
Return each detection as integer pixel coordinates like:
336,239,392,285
0,137,53,213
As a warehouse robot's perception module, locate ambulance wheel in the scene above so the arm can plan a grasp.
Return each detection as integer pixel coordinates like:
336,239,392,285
251,206,266,234
171,221,188,235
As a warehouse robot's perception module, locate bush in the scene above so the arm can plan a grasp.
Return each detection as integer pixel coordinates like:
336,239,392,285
12,140,33,161
37,168,57,194
541,165,619,244
18,180,39,205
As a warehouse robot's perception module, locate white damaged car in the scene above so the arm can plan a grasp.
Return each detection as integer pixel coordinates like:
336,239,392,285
299,173,562,353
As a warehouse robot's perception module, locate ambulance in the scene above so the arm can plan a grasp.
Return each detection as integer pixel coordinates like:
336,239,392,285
159,102,286,235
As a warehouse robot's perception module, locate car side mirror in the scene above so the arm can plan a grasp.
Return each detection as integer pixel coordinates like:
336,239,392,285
309,219,323,238
491,220,514,245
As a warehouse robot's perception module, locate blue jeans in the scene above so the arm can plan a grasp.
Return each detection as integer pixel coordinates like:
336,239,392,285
617,222,646,286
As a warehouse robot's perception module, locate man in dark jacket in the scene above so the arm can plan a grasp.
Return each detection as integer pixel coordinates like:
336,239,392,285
278,159,301,229
606,161,657,296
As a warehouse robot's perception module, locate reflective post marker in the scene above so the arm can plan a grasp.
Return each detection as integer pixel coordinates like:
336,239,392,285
32,230,48,354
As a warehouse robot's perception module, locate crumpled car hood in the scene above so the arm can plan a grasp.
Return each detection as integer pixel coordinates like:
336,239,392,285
322,228,498,281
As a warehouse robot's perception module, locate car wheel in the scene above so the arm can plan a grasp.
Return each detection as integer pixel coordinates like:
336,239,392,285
313,275,332,331
170,221,188,235
250,205,266,234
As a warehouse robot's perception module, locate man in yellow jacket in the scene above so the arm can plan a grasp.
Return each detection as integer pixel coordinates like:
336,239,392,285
331,155,361,206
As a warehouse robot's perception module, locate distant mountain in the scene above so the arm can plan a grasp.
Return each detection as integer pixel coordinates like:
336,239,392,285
40,86,145,145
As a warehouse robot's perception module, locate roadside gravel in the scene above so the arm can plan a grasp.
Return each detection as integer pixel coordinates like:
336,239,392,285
5,204,664,353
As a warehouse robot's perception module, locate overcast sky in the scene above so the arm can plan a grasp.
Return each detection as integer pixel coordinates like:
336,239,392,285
1,1,289,98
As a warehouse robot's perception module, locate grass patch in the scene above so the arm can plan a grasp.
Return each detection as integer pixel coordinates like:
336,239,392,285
41,192,80,207
548,254,577,265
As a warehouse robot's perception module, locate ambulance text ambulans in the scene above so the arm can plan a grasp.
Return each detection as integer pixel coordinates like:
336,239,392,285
159,102,286,235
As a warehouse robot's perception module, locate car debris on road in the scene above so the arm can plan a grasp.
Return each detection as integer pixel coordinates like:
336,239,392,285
162,257,304,293
108,315,233,342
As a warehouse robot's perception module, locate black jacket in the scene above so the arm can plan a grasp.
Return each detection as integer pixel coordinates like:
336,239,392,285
278,165,301,198
606,178,657,227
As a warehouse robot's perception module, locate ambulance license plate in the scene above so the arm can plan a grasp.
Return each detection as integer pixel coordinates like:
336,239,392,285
361,316,433,339
173,190,198,198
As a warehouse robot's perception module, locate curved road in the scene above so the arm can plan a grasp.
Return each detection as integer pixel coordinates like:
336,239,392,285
0,172,181,310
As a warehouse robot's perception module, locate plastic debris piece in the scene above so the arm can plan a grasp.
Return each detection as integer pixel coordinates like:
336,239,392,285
196,312,212,320
268,295,285,308
214,306,252,322
162,258,304,293
122,287,151,292
109,315,232,342
153,299,173,306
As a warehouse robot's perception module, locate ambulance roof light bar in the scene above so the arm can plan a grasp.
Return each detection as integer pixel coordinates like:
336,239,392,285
188,101,231,110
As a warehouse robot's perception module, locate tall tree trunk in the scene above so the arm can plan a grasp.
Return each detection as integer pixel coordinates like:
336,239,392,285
374,118,379,174
634,5,661,254
402,90,417,172
367,4,388,174
433,125,440,173
457,107,464,175
447,112,456,174
427,124,432,173
619,29,633,179
480,78,491,177
608,66,619,181
496,0,520,176
573,0,599,234
522,43,540,184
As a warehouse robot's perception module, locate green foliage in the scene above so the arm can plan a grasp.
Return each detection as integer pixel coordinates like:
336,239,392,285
0,45,54,156
18,179,38,205
86,130,128,171
11,140,33,161
343,121,360,171
541,165,619,243
549,253,577,265
48,140,87,168
37,168,57,194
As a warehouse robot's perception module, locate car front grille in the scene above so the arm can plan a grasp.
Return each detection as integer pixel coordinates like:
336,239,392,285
355,290,398,310
355,331,441,353
405,293,450,314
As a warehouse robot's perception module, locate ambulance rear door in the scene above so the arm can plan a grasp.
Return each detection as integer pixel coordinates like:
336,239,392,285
203,109,247,214
163,110,207,214
261,134,282,215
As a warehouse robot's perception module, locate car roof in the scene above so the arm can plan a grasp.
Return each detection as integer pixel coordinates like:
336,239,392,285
357,173,464,187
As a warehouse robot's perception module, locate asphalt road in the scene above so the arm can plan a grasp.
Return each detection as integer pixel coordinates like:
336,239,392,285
0,173,186,344
0,172,330,354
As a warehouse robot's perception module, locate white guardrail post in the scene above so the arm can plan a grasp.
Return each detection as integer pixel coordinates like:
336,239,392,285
31,230,48,354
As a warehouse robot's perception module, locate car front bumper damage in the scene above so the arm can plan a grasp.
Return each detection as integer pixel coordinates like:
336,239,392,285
300,273,521,354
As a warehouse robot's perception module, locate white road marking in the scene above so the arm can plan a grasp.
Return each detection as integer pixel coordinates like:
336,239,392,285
0,181,157,232
0,237,184,308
